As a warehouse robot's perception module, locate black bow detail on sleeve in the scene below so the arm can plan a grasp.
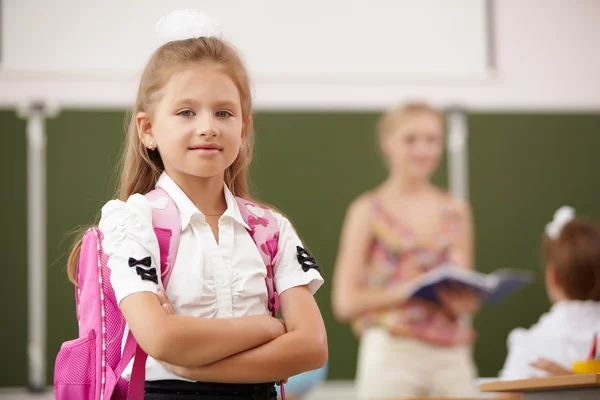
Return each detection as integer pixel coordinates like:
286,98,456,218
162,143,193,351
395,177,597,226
135,267,158,284
128,257,152,268
128,257,158,284
296,246,320,273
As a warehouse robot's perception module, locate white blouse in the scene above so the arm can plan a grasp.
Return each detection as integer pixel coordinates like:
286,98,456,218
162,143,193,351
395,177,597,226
499,300,600,380
99,173,324,380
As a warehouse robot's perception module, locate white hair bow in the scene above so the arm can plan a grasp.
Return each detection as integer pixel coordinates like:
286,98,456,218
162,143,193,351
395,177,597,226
153,9,222,47
545,206,575,240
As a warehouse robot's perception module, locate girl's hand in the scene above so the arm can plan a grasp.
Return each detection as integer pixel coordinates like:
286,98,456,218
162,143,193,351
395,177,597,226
530,358,572,376
157,288,175,316
436,284,481,317
275,318,288,336
161,361,196,380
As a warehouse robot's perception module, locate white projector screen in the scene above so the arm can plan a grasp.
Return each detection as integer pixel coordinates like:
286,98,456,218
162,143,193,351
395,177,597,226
1,0,491,82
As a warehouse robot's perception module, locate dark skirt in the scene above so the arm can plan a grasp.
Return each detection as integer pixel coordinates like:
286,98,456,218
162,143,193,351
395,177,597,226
144,380,277,400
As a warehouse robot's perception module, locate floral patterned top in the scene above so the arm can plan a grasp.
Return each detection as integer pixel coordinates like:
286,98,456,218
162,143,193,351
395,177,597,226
352,195,474,346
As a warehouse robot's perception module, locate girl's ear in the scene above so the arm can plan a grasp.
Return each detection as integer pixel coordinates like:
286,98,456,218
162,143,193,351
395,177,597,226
136,111,156,149
545,264,558,286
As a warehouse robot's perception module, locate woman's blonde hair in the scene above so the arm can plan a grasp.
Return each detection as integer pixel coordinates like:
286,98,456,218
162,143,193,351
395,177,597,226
67,37,254,284
377,101,442,138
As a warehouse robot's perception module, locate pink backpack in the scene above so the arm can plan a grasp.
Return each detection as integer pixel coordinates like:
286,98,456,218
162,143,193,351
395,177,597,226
54,188,283,400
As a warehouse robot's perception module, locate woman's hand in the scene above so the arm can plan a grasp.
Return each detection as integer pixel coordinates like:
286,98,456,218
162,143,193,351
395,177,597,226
436,284,481,317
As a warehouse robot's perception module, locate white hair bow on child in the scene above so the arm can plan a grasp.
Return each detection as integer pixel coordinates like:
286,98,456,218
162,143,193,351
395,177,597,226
545,206,575,240
153,9,222,46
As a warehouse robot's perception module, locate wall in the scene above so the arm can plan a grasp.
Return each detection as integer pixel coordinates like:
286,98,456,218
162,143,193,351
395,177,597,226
2,1,600,111
2,0,489,81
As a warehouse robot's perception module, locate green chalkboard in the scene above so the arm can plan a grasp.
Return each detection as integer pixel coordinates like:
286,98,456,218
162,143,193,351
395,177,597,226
1,110,599,386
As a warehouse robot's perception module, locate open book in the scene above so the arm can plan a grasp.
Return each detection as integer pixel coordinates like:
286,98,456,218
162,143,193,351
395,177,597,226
403,265,533,305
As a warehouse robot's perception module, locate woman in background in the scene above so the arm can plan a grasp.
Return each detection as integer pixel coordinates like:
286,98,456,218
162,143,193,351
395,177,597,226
332,102,480,399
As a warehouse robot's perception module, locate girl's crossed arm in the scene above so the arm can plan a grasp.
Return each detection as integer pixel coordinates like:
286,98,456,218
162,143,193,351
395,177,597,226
163,285,328,383
120,292,286,367
160,213,328,382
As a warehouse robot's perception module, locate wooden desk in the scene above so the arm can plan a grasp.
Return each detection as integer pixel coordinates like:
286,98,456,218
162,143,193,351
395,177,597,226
480,373,600,399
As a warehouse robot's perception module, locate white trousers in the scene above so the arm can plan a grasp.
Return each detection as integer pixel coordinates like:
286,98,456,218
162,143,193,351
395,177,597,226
355,328,478,399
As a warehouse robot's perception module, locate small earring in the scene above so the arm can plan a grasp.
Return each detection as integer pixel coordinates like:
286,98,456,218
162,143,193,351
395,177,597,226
149,141,156,150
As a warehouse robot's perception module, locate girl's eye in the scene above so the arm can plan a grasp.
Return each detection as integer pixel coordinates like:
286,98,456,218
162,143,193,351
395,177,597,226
216,110,232,118
178,110,195,117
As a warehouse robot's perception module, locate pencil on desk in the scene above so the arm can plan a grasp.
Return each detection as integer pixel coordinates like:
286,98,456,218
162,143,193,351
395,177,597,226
587,333,597,360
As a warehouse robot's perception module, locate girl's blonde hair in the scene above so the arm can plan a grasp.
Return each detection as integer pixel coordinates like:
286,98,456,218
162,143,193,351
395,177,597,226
67,37,254,284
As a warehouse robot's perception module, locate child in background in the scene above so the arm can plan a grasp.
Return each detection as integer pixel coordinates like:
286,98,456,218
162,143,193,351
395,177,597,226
499,206,600,379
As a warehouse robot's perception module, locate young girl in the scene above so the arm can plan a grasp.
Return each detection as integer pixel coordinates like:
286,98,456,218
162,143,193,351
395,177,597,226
66,10,327,400
499,206,600,380
332,102,480,399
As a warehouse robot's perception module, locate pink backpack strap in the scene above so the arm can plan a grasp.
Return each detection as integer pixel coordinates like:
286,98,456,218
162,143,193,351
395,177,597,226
235,198,280,316
235,197,285,399
145,188,181,287
118,188,182,399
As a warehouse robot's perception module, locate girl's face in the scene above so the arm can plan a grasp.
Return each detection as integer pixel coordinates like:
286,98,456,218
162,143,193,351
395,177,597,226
138,62,245,184
381,112,444,181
